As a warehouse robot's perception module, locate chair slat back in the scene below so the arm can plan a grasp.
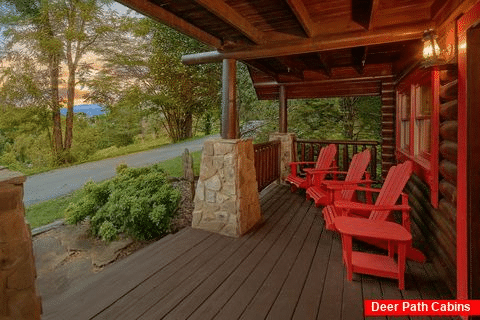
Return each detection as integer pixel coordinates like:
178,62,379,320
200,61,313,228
341,149,371,201
314,144,337,170
369,161,413,221
311,144,337,185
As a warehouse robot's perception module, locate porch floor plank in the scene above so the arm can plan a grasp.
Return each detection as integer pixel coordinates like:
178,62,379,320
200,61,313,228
41,184,454,320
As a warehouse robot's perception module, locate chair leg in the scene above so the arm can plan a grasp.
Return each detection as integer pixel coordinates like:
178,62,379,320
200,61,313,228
398,242,407,290
342,234,353,281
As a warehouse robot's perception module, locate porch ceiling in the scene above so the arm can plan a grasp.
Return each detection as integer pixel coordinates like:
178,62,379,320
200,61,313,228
116,0,464,99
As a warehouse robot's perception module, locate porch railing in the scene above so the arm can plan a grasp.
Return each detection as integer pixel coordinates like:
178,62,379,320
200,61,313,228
294,138,380,181
253,140,281,192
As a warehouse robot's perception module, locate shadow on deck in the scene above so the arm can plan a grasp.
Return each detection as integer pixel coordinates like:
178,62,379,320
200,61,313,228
42,184,455,320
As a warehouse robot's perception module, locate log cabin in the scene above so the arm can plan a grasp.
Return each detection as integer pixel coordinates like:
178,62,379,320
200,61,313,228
1,0,480,318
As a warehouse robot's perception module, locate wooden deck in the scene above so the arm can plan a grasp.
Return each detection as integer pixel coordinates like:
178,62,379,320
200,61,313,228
42,184,455,320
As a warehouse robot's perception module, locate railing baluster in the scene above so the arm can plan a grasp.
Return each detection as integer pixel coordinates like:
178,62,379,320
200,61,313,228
292,138,380,182
253,140,281,192
342,144,348,171
372,145,377,181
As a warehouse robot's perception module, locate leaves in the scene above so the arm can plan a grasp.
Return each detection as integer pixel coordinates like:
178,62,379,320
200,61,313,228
65,164,180,241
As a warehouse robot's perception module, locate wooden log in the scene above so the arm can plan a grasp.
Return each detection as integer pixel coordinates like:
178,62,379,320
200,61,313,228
439,120,458,142
440,68,458,84
407,174,430,198
440,99,458,121
440,79,458,101
439,198,457,224
409,195,456,266
439,140,458,163
439,179,457,204
439,159,457,185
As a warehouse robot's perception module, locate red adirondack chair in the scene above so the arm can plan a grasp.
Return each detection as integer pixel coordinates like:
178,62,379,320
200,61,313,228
305,149,372,207
323,161,426,263
285,144,337,192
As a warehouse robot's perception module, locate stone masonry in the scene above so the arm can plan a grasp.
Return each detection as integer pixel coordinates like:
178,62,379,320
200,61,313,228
269,132,296,181
192,139,262,237
0,167,41,320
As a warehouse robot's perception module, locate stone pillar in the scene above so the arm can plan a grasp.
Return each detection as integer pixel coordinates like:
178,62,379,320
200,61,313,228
0,167,41,320
192,138,262,237
269,132,296,181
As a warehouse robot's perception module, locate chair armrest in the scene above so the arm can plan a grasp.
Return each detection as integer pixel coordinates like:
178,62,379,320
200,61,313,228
303,167,338,174
323,179,374,189
289,161,317,177
334,200,411,212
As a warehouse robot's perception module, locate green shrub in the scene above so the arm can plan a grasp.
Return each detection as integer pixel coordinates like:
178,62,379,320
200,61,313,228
65,163,180,241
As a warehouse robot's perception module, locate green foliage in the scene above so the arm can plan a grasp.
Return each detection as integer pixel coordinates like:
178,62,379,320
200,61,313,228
87,18,221,142
25,190,84,229
65,164,180,241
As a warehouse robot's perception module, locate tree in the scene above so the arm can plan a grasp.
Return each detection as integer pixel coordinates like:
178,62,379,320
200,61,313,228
1,0,115,163
339,96,382,140
87,18,221,142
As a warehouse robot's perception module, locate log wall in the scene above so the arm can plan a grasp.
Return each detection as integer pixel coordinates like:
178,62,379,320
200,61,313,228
381,78,396,178
405,67,458,295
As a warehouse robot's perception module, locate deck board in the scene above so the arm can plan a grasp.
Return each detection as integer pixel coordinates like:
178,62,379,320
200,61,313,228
41,184,454,320
265,213,324,320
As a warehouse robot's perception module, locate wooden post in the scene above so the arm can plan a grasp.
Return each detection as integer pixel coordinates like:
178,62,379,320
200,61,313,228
279,85,288,133
182,148,195,201
221,59,238,139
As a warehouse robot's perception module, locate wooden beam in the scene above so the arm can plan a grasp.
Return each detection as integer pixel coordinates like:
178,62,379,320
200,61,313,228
431,0,449,20
352,0,379,30
352,46,368,74
244,60,278,79
436,0,479,31
193,0,265,44
221,59,238,139
318,53,332,77
117,0,221,48
286,0,317,37
253,63,393,87
276,56,305,80
182,21,432,64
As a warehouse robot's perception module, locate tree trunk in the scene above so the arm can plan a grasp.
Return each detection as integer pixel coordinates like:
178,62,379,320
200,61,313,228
64,68,75,153
50,53,64,163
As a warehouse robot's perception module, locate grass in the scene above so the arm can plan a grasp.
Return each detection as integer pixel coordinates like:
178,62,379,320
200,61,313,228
87,135,171,162
25,150,203,229
26,190,84,229
4,132,214,176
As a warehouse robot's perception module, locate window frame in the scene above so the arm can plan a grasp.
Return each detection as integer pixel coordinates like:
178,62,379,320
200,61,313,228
395,66,439,207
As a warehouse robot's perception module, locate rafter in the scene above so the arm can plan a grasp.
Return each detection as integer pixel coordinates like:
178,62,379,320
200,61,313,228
276,56,305,79
244,60,278,79
351,0,380,30
352,46,368,74
117,0,221,48
182,21,432,64
317,53,332,77
286,0,317,37
431,0,451,20
193,0,265,44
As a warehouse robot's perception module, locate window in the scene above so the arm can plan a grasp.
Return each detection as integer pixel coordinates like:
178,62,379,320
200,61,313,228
397,89,411,151
396,66,439,207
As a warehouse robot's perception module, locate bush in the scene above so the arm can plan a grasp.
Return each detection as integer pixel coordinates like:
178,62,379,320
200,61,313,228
65,163,180,241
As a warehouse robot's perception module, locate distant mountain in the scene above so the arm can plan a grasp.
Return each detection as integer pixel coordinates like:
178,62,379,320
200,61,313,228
60,104,104,117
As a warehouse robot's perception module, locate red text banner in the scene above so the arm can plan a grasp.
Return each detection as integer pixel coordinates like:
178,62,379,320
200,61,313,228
364,300,480,316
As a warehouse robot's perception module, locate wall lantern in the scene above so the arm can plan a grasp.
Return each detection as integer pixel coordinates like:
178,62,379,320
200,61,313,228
422,29,443,66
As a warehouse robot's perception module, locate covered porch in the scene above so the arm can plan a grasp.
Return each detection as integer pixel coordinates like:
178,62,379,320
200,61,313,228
42,184,453,320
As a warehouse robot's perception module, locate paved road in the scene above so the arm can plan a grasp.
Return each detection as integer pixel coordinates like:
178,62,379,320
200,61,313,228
24,134,219,206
